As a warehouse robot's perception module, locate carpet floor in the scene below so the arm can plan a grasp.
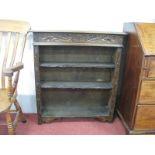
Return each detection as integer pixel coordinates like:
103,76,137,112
0,114,126,135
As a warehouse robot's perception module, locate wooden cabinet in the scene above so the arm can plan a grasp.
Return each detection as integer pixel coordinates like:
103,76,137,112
33,31,127,124
118,23,155,134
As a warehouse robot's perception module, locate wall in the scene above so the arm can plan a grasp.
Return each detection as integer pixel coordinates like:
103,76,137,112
0,0,155,113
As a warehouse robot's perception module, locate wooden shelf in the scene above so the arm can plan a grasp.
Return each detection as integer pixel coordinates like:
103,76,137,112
40,62,115,69
33,42,124,48
31,30,127,35
41,104,109,117
41,81,112,89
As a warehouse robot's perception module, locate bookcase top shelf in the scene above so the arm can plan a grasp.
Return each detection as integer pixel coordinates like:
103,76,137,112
33,42,124,47
32,30,127,35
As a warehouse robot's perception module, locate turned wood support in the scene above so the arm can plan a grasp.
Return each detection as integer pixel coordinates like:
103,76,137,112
7,77,13,99
14,99,26,123
5,110,15,135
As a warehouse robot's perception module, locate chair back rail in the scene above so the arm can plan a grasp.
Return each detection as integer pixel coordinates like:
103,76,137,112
0,20,30,89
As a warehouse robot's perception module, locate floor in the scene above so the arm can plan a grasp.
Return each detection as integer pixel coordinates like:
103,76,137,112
0,114,126,135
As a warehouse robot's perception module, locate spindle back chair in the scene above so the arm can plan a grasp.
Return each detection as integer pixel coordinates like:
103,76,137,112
0,20,30,134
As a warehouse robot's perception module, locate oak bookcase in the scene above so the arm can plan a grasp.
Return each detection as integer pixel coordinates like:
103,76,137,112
33,31,127,124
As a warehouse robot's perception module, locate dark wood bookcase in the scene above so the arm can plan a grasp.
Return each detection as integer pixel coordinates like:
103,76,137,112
33,31,127,124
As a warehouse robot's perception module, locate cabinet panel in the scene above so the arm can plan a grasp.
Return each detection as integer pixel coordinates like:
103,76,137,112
134,105,155,130
119,23,143,128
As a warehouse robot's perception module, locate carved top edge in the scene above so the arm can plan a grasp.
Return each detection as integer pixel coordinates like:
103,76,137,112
31,30,127,35
33,32,127,45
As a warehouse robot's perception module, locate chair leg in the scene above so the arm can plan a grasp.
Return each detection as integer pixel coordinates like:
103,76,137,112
14,99,26,123
5,111,15,135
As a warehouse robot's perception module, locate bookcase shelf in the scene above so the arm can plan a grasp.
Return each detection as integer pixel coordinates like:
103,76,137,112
41,81,112,89
33,42,124,48
40,62,115,69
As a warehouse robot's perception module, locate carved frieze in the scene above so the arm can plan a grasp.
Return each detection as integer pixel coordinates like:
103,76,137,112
34,32,124,44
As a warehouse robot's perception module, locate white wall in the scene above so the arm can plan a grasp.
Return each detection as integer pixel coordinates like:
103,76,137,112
0,0,155,113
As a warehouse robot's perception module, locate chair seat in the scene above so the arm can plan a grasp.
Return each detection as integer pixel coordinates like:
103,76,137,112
0,89,11,113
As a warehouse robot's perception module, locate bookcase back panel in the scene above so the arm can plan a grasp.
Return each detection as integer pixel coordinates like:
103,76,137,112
41,89,110,117
39,46,115,63
40,68,113,82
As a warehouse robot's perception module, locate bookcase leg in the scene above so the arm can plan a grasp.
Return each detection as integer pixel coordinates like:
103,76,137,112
96,116,113,122
41,117,57,124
